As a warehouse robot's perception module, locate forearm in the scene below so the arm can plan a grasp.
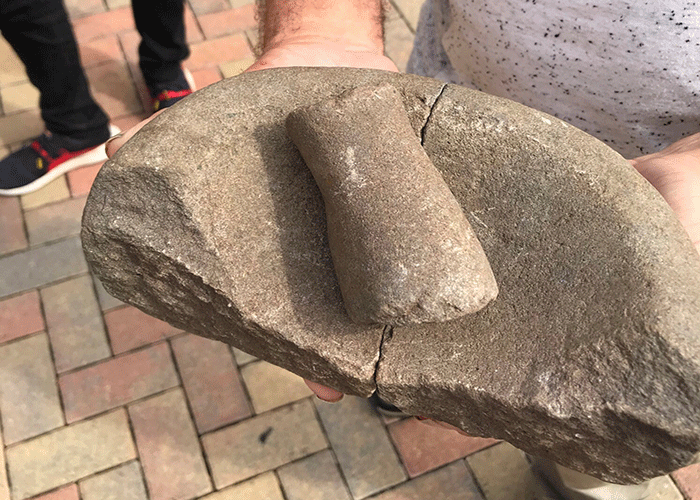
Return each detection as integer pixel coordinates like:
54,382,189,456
256,0,386,53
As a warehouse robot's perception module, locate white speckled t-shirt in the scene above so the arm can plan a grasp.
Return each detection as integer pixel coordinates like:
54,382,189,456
407,0,700,157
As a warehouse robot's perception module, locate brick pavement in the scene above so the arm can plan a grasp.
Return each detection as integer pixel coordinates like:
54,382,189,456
0,0,697,499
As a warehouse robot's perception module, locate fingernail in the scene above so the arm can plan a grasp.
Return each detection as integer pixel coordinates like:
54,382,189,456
105,132,124,150
316,394,344,403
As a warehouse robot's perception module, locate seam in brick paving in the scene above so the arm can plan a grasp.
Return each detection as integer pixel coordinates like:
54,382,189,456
165,337,219,486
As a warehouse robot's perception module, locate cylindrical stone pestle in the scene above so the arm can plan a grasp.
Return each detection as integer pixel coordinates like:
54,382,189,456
285,83,498,325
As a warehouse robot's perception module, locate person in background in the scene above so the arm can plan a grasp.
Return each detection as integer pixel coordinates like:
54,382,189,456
0,0,194,196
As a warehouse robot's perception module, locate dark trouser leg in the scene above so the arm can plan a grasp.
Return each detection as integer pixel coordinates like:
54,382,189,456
133,0,189,87
0,0,110,143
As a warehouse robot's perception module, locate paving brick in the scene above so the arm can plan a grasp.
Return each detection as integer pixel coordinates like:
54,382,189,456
645,475,684,500
79,461,148,500
93,277,125,311
187,34,253,70
184,4,205,43
0,291,43,343
86,60,142,117
198,4,257,40
673,463,700,499
104,305,182,354
0,333,63,444
314,396,406,499
188,0,231,16
191,68,223,90
129,389,213,500
278,450,352,500
171,333,252,433
60,342,179,422
219,57,255,78
388,417,498,478
245,28,258,53
20,176,71,210
232,346,257,366
112,114,147,133
369,461,482,500
79,36,124,68
0,424,10,500
202,399,327,488
0,36,28,86
241,360,313,414
384,16,415,72
0,236,87,298
25,196,87,246
0,196,27,256
73,8,136,42
0,82,39,114
64,0,106,19
466,442,540,500
0,108,42,148
31,484,80,500
388,0,421,32
198,472,284,500
105,0,130,11
66,162,104,197
42,275,110,372
5,409,137,500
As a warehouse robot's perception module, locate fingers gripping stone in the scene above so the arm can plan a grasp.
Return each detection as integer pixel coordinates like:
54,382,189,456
285,84,498,326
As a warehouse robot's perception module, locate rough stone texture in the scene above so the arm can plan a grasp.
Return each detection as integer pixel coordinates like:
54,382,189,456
82,67,700,484
286,83,497,325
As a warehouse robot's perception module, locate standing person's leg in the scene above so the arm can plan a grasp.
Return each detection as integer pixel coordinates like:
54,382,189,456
0,0,116,196
132,0,193,111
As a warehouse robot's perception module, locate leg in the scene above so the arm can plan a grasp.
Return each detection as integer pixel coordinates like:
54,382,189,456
0,0,110,142
133,0,189,87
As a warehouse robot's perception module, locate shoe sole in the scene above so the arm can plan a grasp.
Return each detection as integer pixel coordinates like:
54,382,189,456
0,124,121,197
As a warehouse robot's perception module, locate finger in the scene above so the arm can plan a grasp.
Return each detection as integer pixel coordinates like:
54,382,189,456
105,112,162,158
304,380,344,402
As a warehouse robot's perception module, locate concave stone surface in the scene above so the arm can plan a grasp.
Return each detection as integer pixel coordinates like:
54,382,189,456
81,67,700,484
286,83,498,326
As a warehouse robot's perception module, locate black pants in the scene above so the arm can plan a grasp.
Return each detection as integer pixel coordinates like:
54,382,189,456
0,0,188,141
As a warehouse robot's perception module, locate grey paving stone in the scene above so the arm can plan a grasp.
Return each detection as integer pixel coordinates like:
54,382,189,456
369,461,483,500
201,399,327,489
314,396,406,499
93,276,125,311
199,472,285,500
232,346,257,366
646,475,684,500
0,237,87,298
6,409,137,500
389,0,422,31
41,275,110,372
79,461,148,500
466,443,539,500
0,422,10,500
240,360,313,414
277,450,352,500
25,196,87,246
384,17,416,72
0,333,64,444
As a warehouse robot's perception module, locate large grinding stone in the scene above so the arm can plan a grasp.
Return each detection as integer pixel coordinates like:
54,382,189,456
286,83,498,325
81,67,700,484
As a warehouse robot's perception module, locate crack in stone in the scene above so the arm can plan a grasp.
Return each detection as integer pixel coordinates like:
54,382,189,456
372,324,394,393
421,83,448,146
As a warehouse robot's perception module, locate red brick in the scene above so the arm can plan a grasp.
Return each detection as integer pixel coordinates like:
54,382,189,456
187,34,253,71
129,389,213,500
0,196,27,255
171,334,252,433
59,342,179,422
73,8,135,42
118,30,140,67
191,68,222,90
30,484,80,500
198,4,257,40
673,463,700,499
86,60,142,117
79,36,124,69
184,5,205,44
104,306,182,354
0,291,43,343
66,162,104,197
388,417,498,478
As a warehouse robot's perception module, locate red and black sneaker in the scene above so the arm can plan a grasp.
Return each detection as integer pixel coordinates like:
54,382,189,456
148,68,195,112
0,125,120,197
